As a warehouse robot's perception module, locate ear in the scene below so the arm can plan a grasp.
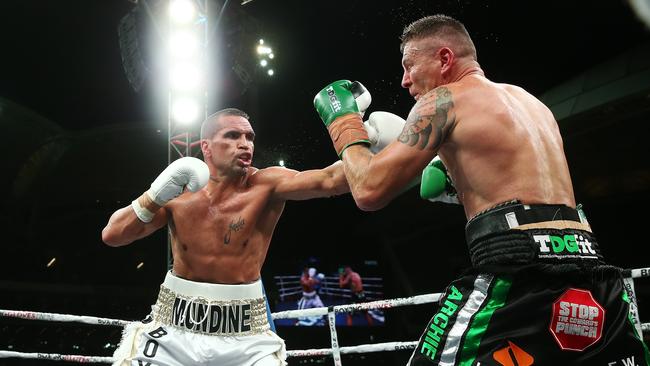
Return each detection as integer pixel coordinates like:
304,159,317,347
200,139,211,159
438,47,455,75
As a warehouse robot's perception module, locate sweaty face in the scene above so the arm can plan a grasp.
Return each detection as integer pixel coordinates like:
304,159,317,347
206,115,255,176
401,38,442,101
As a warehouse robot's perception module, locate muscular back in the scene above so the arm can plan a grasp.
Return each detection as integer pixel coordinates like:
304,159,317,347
439,76,576,218
166,169,285,284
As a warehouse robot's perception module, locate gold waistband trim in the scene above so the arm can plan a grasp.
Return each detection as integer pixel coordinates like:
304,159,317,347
513,220,592,233
151,285,270,336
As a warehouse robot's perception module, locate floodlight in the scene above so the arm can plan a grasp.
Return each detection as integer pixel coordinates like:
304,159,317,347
172,97,200,124
256,45,272,55
169,31,199,58
170,64,201,91
169,0,196,24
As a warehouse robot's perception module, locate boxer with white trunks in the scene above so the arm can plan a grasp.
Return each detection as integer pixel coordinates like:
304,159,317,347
102,107,364,366
296,267,325,326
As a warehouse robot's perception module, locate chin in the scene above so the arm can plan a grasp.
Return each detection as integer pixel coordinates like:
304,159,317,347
235,166,248,176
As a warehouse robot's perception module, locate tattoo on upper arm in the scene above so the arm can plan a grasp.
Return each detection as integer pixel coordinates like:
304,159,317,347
398,87,456,150
224,217,245,245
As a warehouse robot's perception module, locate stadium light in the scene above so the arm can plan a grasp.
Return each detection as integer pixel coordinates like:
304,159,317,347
255,39,276,77
256,45,272,55
171,97,200,124
169,0,196,24
164,0,208,270
170,63,201,91
169,31,199,58
168,0,205,125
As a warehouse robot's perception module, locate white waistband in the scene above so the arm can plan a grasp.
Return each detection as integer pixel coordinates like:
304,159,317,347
163,271,264,301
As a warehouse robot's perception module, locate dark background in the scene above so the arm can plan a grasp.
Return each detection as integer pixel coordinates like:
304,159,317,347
1,0,649,365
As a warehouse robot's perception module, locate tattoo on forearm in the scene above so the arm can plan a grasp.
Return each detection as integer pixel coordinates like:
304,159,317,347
398,87,456,150
224,217,245,245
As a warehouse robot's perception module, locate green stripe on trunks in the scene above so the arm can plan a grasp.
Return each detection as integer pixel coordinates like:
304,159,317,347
457,276,512,366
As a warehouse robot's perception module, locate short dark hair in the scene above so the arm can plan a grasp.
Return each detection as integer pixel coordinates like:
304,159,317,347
200,108,250,140
400,14,477,60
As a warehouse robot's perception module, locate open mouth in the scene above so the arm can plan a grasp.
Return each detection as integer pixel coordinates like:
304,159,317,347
238,153,252,164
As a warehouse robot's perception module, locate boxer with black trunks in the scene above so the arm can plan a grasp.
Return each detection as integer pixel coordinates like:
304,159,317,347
312,14,649,366
101,108,357,366
339,265,374,326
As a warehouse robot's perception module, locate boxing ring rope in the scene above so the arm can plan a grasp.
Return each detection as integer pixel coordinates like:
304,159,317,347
1,266,649,364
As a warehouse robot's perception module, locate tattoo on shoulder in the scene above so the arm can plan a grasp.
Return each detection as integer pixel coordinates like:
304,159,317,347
224,216,245,245
398,87,457,150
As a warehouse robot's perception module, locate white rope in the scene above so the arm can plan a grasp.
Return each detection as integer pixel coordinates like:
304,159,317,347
271,293,441,320
0,342,419,362
0,309,129,327
286,341,418,357
0,350,114,363
630,267,650,278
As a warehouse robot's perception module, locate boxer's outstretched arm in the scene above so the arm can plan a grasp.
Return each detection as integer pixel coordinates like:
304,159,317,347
101,205,168,247
340,87,457,211
264,161,350,201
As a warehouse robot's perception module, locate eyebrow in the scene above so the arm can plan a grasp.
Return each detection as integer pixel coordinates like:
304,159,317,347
223,129,255,138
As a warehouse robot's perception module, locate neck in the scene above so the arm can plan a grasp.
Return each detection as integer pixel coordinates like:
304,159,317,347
207,168,247,191
449,60,484,83
209,170,247,185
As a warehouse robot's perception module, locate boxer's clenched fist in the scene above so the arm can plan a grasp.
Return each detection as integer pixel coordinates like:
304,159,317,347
132,157,209,222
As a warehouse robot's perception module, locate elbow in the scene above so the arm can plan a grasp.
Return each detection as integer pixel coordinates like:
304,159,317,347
101,227,128,247
353,187,389,212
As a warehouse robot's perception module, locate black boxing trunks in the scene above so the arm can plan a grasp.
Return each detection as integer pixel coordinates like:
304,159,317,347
408,202,650,366
352,291,367,303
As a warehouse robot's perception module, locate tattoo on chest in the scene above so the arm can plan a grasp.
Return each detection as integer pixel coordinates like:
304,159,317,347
398,86,456,150
224,216,245,245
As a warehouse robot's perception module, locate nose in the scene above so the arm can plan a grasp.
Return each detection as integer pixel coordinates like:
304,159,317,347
237,137,251,149
401,70,411,89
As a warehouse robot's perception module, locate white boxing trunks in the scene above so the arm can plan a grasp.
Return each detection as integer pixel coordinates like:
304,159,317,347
296,291,325,326
112,271,286,366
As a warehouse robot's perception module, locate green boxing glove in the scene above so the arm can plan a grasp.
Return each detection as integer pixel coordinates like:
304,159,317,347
313,80,371,157
420,157,460,204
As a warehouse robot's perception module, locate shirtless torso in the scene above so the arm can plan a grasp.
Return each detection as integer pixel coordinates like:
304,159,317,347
339,269,363,293
435,74,576,218
102,111,349,284
337,36,576,217
164,169,287,283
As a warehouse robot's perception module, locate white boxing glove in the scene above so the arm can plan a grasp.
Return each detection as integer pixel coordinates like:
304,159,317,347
350,81,371,118
132,157,209,222
364,111,406,153
148,157,210,205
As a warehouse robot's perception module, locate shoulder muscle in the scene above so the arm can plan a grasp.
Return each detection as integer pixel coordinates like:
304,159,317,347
399,86,457,151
